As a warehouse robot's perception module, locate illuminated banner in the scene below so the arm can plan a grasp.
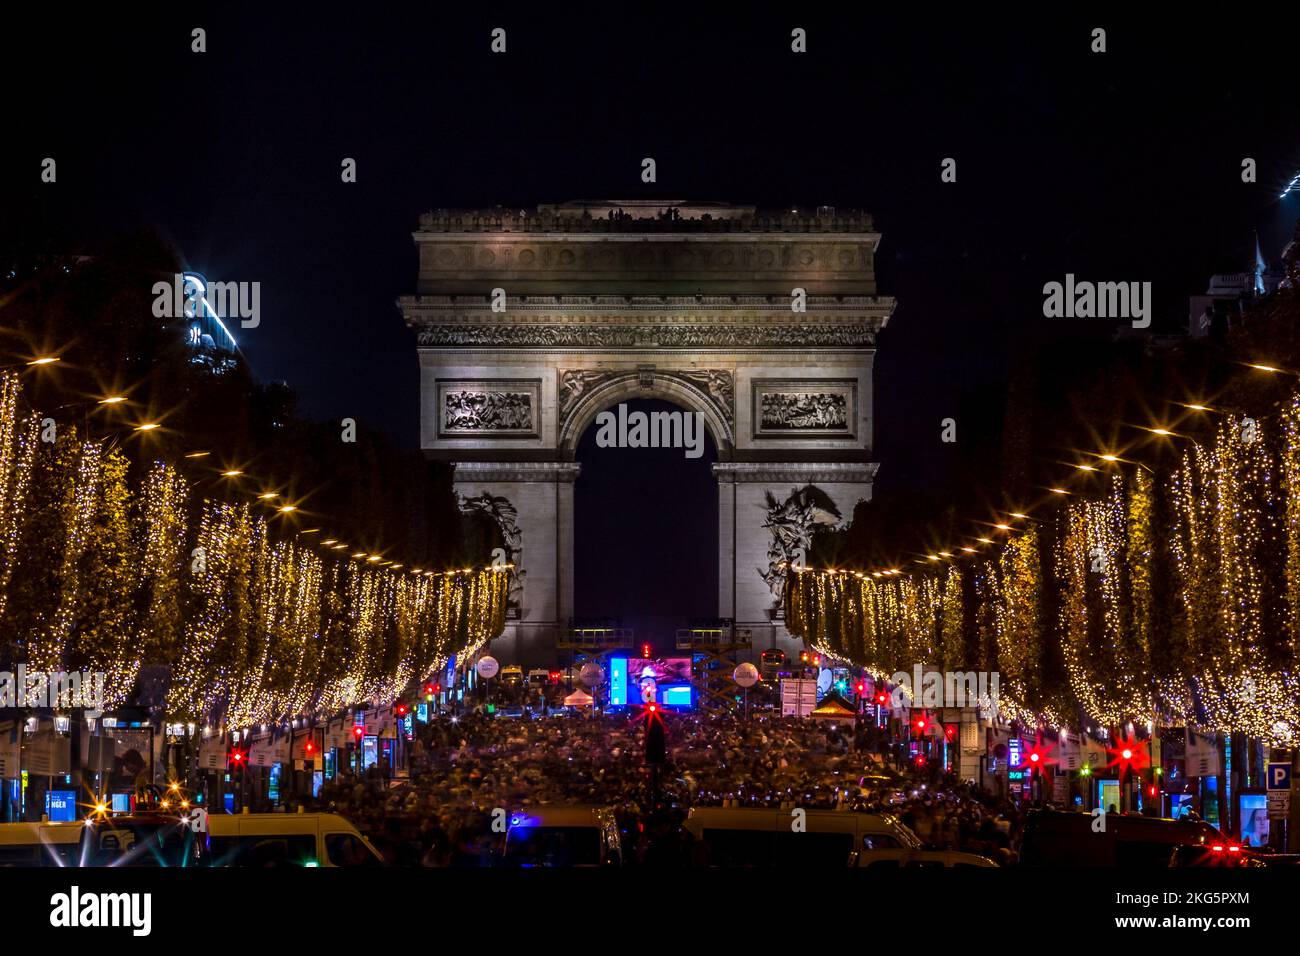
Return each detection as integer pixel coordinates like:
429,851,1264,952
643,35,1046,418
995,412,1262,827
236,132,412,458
26,731,70,776
292,729,323,761
0,721,18,777
1185,730,1219,778
248,734,273,767
198,736,226,771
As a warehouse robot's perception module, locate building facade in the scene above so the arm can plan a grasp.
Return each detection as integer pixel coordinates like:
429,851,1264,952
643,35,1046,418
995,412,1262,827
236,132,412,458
400,201,894,667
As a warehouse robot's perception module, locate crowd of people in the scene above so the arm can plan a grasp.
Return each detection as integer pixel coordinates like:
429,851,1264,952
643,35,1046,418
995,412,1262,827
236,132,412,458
297,705,1032,865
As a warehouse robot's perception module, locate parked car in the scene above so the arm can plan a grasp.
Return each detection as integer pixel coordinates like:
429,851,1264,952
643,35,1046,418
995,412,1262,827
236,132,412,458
1018,809,1226,866
1169,842,1264,867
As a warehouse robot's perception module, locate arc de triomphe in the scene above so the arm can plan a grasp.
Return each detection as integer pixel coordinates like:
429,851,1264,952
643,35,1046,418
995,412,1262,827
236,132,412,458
400,201,894,667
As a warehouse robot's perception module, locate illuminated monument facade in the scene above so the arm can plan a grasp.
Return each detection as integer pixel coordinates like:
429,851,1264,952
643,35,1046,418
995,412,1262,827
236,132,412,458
400,201,894,667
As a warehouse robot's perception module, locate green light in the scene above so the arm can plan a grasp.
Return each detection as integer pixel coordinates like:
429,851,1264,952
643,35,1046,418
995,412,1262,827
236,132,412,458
1080,766,1091,776
304,860,319,868
487,703,495,714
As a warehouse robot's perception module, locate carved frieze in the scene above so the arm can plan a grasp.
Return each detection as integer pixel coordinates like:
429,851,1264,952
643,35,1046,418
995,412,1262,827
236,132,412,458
416,324,878,348
437,380,541,438
752,379,857,439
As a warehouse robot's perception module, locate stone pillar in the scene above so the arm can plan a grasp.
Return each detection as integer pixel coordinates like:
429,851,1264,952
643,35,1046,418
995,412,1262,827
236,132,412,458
557,475,576,633
712,462,878,662
453,461,580,669
717,478,736,620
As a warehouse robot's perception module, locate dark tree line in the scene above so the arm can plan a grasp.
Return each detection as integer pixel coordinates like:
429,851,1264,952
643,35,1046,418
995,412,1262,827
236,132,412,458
813,230,1300,572
0,228,495,572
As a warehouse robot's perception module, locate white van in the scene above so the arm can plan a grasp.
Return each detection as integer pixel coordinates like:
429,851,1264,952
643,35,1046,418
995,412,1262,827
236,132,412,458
682,807,995,867
208,812,382,867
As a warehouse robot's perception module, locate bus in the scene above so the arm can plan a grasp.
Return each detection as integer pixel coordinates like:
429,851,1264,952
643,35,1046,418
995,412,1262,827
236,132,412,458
759,649,787,681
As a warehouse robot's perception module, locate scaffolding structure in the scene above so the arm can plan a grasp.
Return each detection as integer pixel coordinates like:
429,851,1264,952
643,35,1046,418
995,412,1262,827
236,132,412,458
675,619,753,711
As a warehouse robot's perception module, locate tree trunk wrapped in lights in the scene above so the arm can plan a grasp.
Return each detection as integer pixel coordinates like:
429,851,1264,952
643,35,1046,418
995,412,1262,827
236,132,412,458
0,375,40,627
65,446,138,709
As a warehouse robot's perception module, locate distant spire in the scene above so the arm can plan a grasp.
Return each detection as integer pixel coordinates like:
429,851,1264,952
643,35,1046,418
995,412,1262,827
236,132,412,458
1253,231,1266,295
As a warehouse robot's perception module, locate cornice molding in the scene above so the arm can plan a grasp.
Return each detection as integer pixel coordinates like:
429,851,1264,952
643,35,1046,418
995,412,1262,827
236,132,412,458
712,462,880,484
452,461,582,483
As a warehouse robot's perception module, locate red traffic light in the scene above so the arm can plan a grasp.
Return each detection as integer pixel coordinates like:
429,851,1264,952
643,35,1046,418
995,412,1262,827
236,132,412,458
855,682,866,694
944,724,957,739
304,738,316,754
875,691,889,705
352,726,364,738
423,683,436,695
915,717,927,731
229,748,246,765
395,703,409,716
1106,732,1150,775
641,644,652,659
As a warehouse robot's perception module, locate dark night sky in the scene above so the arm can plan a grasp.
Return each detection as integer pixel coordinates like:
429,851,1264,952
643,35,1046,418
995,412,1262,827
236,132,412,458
4,10,1299,629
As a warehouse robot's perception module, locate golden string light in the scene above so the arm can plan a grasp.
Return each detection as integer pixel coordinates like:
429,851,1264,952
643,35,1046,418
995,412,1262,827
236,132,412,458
787,375,1300,744
0,371,508,729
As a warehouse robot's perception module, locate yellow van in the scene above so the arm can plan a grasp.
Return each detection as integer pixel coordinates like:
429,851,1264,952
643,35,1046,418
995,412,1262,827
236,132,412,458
207,812,382,867
0,820,82,867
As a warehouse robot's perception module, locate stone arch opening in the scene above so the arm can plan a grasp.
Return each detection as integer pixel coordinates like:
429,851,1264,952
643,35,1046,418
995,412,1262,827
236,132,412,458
573,396,719,646
558,371,734,462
